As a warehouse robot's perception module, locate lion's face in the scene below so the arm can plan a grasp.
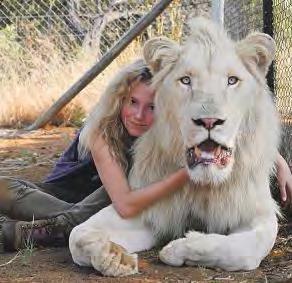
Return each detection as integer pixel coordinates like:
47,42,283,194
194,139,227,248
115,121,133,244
170,44,257,184
144,17,275,186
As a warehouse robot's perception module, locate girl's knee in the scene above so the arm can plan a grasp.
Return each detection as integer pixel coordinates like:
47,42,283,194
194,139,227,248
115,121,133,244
0,177,34,214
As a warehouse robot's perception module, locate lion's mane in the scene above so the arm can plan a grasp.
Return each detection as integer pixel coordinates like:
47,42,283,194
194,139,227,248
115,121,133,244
129,18,280,243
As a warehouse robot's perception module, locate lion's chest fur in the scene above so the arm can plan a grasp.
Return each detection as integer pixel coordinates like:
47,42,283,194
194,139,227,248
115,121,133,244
129,141,261,244
139,181,257,243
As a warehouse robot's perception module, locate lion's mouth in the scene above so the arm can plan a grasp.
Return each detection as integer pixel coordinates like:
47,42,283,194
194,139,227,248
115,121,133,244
186,139,232,169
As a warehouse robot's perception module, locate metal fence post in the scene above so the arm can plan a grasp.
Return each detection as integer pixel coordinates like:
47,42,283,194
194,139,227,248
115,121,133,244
212,0,225,26
263,0,275,94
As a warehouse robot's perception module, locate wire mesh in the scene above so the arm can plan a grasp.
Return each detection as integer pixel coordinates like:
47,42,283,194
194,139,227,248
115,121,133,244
224,0,292,119
0,0,211,68
0,0,290,112
225,0,292,168
0,0,210,127
273,0,292,169
0,0,149,62
224,0,263,40
2,0,290,126
273,0,292,121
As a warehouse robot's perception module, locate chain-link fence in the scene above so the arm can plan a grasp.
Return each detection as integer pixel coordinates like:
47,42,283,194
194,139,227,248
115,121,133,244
0,0,210,73
224,0,263,40
0,0,290,125
224,0,292,169
273,0,292,121
0,0,151,83
0,0,210,127
0,0,145,59
224,0,292,120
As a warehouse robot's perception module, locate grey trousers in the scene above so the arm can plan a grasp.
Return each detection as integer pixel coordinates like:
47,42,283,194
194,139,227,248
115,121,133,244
0,176,111,231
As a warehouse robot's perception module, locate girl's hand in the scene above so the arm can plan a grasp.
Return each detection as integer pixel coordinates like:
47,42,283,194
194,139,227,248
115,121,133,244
276,154,292,205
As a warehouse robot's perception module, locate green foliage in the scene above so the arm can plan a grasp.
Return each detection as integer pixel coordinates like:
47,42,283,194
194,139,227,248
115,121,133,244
0,24,22,57
0,24,26,81
66,105,86,128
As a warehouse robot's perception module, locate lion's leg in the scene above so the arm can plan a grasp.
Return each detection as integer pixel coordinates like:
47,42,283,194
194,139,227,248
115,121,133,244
69,205,155,277
159,213,277,271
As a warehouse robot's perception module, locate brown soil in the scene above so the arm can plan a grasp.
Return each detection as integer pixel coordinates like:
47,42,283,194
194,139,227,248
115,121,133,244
0,127,291,283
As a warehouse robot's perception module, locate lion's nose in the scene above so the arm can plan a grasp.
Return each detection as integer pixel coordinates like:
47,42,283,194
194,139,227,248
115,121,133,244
192,118,225,130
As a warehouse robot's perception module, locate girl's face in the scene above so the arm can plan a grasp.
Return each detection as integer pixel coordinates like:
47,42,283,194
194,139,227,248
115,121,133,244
121,82,155,137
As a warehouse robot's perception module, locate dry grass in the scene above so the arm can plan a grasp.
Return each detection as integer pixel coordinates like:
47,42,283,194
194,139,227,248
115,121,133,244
0,35,142,128
0,1,188,129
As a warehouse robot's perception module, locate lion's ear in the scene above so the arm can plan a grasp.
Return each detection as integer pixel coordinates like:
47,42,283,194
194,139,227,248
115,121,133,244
236,32,276,76
143,37,179,73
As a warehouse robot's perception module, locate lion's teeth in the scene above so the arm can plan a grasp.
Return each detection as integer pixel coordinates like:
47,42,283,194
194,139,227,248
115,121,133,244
215,145,221,157
194,146,201,158
201,151,215,159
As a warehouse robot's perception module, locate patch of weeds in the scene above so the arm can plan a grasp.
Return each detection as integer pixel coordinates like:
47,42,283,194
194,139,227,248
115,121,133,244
19,149,38,164
67,105,86,127
20,242,35,266
20,218,36,266
54,104,86,128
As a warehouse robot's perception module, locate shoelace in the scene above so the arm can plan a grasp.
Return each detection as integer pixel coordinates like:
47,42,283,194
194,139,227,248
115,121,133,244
21,223,51,243
0,216,7,223
20,221,67,249
22,222,65,244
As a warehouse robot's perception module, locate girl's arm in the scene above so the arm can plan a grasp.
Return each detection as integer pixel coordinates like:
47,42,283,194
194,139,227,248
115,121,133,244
276,152,292,205
91,134,189,218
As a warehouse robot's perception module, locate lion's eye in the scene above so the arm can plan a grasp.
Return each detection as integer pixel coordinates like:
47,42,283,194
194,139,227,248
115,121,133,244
227,76,239,86
180,76,191,85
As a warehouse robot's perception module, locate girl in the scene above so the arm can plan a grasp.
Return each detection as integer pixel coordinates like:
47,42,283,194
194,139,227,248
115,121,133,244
0,60,189,251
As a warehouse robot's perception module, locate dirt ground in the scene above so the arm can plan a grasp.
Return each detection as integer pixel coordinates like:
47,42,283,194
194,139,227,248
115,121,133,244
0,127,291,283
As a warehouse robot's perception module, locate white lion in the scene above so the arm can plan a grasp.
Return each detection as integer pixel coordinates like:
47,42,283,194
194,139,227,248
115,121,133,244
69,17,280,276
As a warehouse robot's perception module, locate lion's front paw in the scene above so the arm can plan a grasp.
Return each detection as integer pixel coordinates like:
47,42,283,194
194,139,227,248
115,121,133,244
159,238,187,266
91,241,138,277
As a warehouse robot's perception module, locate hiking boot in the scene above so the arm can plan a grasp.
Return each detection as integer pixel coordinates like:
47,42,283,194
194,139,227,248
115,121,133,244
2,217,69,252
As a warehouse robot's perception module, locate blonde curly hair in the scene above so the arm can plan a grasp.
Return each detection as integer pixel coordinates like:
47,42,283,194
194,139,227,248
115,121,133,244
78,59,152,172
